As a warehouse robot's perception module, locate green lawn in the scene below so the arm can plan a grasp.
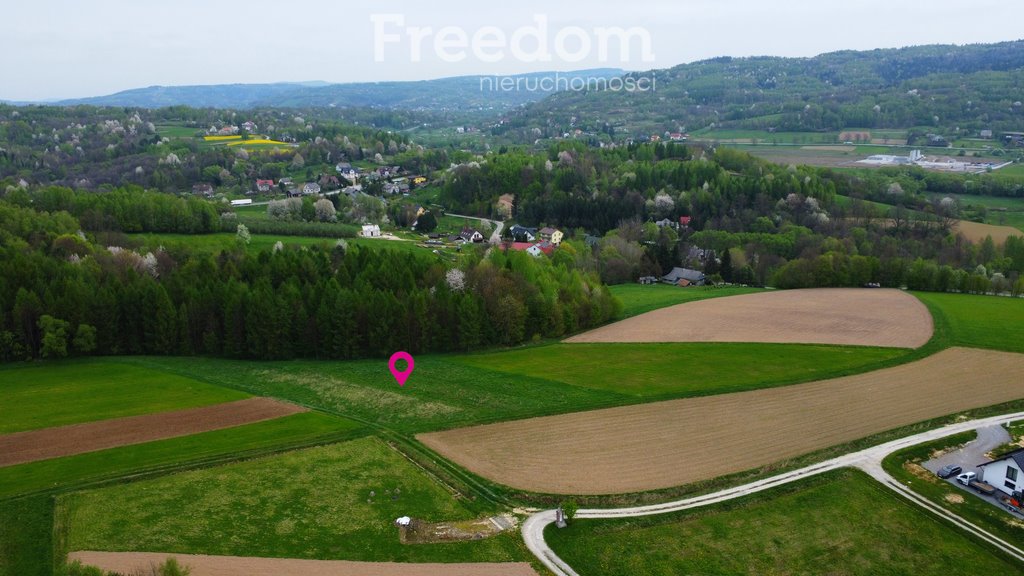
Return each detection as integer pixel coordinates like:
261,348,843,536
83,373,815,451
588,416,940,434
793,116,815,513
0,412,361,499
63,438,528,564
608,284,763,318
913,291,1024,353
882,431,1024,551
546,470,1021,575
454,343,907,398
0,360,247,434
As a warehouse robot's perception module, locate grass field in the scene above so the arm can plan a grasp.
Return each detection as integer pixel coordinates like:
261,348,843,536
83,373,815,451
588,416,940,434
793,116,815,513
0,361,247,434
121,355,628,434
0,496,53,576
926,193,1024,231
544,470,1020,575
607,284,763,318
454,342,907,398
0,412,361,499
63,438,528,564
882,431,1024,551
914,291,1024,353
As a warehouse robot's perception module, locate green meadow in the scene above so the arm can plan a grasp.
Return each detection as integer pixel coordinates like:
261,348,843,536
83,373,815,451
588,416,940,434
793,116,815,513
546,470,1021,575
62,438,529,563
0,361,246,434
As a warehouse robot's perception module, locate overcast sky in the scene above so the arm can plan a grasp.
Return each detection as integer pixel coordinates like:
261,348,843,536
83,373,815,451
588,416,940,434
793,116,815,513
3,0,1023,101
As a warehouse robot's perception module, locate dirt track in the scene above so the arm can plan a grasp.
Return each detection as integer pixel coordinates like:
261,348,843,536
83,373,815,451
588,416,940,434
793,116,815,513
0,398,305,467
68,551,539,576
565,288,932,348
418,348,1024,495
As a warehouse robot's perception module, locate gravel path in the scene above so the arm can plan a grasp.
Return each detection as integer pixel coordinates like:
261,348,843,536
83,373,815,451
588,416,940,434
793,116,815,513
522,411,1024,576
0,398,305,467
68,552,539,576
565,288,933,348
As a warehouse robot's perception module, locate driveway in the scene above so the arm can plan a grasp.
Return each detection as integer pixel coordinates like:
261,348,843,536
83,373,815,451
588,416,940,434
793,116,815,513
922,424,1010,477
923,424,1023,519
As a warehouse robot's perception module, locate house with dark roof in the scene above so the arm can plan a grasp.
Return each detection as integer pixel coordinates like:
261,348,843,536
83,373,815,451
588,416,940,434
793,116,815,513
458,228,484,243
980,448,1024,497
509,225,537,242
662,267,706,286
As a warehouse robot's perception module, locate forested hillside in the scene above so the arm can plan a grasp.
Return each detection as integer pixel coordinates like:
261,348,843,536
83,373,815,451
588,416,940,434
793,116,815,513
0,188,618,362
494,41,1024,141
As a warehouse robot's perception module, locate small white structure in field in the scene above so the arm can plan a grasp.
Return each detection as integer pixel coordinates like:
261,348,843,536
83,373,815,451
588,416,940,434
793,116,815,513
362,224,381,238
395,516,411,527
230,199,253,207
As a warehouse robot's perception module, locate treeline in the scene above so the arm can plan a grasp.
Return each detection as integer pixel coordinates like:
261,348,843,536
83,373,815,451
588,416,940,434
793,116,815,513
0,200,619,362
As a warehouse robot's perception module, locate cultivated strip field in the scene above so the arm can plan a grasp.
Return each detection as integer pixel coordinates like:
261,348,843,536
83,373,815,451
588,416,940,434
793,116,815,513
565,288,932,348
0,398,305,467
419,348,1024,494
954,220,1024,244
68,552,540,576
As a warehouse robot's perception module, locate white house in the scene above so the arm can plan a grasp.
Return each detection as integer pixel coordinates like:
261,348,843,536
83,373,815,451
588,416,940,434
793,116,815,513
980,448,1024,496
361,224,381,238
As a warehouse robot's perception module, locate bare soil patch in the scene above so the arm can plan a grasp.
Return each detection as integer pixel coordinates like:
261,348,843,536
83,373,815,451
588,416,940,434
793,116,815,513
0,398,304,467
68,551,539,576
566,288,932,348
400,515,515,544
954,220,1024,245
802,145,856,152
839,131,871,142
419,348,1024,495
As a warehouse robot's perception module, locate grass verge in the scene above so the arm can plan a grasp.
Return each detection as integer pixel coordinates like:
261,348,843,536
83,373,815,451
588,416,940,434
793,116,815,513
545,469,1021,575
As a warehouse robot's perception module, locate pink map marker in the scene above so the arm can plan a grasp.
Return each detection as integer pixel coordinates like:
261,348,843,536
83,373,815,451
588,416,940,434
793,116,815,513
388,351,415,387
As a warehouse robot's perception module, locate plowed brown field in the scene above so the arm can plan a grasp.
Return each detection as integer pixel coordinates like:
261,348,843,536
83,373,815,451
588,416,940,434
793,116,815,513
418,348,1024,495
565,288,932,348
68,551,540,576
0,398,305,467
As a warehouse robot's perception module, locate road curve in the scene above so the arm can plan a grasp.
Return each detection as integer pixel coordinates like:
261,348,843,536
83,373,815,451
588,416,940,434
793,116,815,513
445,212,504,244
523,411,1024,576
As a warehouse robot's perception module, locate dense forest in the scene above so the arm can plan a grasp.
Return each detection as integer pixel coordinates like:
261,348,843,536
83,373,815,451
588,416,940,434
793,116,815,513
0,189,619,361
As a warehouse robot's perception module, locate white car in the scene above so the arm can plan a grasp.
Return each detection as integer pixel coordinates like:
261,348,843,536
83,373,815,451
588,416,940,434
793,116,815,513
956,472,977,486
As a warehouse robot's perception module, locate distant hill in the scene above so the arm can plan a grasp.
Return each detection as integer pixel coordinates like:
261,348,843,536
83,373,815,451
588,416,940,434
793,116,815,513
493,40,1024,140
53,70,626,111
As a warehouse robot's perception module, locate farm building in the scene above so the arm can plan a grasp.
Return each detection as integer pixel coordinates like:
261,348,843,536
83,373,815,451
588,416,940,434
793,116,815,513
255,179,274,193
979,448,1024,497
663,267,706,286
361,225,381,238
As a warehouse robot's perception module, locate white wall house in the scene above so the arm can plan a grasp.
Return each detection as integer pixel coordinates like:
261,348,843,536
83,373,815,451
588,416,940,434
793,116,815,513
980,449,1024,496
361,224,381,238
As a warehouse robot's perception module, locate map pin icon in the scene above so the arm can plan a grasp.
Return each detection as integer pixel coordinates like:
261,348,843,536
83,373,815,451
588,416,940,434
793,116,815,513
389,351,415,387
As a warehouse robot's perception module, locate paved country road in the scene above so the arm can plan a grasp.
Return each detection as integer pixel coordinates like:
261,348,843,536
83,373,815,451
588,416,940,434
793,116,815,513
523,411,1024,576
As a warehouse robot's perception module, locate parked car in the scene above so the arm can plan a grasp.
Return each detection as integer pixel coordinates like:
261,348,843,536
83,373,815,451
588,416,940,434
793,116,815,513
956,472,976,486
937,464,962,479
